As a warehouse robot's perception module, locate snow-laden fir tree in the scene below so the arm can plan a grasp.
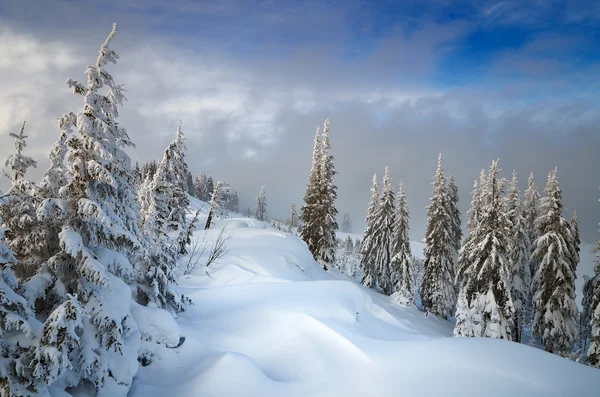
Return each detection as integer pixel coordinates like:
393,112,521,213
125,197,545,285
139,136,192,313
34,24,143,394
369,167,396,294
162,121,190,232
300,127,322,257
390,181,413,306
316,119,339,268
453,290,472,337
505,171,529,343
523,173,540,278
255,186,268,222
204,181,225,230
569,212,580,276
579,275,595,356
0,216,41,396
588,257,600,367
360,174,379,288
421,154,456,318
288,202,298,232
0,122,42,279
446,175,462,261
341,213,352,233
531,169,578,353
455,161,514,339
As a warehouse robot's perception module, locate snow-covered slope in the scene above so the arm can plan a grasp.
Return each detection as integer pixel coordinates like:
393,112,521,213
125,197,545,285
129,199,600,397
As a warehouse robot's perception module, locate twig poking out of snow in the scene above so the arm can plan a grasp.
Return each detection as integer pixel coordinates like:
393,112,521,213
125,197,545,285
205,228,230,267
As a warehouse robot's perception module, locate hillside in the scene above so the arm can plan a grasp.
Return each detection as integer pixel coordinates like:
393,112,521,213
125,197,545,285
128,199,600,397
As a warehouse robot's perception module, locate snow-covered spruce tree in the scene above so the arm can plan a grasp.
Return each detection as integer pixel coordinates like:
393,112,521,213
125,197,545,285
505,171,529,343
446,175,462,261
35,24,144,395
370,167,395,294
341,212,352,233
580,275,595,356
390,181,413,306
315,119,339,269
255,186,268,221
569,212,580,276
300,127,322,257
421,154,455,319
0,217,41,396
0,121,43,279
204,181,225,230
455,160,514,339
139,140,191,313
288,202,298,232
162,121,190,232
589,259,600,367
524,173,540,279
453,290,472,337
360,174,379,288
531,169,578,353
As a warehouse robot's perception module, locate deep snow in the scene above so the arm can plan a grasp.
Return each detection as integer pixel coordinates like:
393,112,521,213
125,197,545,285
129,197,600,397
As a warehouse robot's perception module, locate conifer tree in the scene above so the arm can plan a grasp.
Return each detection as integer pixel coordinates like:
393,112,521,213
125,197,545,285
255,186,268,222
588,263,600,367
162,122,190,232
447,175,462,260
0,122,42,278
360,174,379,288
204,181,225,230
300,127,322,257
139,140,191,313
341,213,352,233
453,290,472,337
580,275,595,356
289,202,298,232
455,161,514,339
390,181,413,305
505,171,529,342
524,173,540,277
421,154,455,318
369,167,396,294
35,24,143,393
316,119,339,269
0,217,40,396
531,169,578,353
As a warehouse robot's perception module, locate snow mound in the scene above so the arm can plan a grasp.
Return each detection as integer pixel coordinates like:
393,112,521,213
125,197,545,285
131,217,600,397
131,302,182,347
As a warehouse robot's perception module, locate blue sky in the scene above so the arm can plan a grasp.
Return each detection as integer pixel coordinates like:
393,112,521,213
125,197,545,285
1,0,600,267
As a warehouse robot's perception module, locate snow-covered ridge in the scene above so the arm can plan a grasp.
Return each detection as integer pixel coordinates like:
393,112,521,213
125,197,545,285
129,198,600,397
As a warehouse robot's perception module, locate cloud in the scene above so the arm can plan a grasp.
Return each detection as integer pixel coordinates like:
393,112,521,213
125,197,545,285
0,0,599,281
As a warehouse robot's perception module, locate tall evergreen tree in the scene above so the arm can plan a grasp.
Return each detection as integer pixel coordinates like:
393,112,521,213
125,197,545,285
455,161,514,339
300,127,322,258
139,136,191,313
523,173,540,278
446,176,462,260
390,181,413,306
289,202,298,232
421,154,455,319
371,167,396,294
35,24,143,393
341,213,352,233
580,275,595,357
316,119,339,269
531,169,578,353
0,216,40,396
505,171,529,342
162,121,190,232
0,122,42,278
588,257,600,367
360,174,379,288
204,181,225,230
255,186,268,222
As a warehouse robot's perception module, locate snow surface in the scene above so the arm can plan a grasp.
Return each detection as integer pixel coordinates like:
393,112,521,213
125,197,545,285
128,197,600,397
